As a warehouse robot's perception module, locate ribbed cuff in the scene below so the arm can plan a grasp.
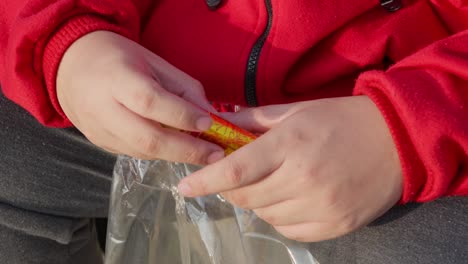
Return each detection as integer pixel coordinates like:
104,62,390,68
43,15,135,127
354,71,426,204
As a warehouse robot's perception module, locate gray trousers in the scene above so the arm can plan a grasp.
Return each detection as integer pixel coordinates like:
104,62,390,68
0,90,467,264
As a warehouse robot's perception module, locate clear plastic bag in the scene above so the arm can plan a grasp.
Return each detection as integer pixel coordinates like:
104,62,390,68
104,156,319,264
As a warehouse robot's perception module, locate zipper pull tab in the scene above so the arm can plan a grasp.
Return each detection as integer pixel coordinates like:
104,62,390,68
380,0,402,12
206,0,222,10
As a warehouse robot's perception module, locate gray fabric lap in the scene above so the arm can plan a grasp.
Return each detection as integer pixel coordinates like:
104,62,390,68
0,89,467,263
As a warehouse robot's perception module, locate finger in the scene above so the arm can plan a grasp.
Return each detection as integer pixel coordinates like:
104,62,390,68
274,222,343,243
254,199,314,226
145,52,217,113
108,102,224,164
112,75,213,132
220,164,297,209
178,134,284,197
160,76,216,113
218,103,304,133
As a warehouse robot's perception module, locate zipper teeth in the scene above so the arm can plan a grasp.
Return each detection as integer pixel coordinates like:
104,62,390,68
244,0,273,107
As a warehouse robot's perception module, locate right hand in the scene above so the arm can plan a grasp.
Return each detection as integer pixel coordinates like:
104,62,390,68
56,31,224,164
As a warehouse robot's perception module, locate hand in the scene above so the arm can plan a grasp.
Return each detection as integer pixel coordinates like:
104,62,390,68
57,31,224,164
178,96,403,242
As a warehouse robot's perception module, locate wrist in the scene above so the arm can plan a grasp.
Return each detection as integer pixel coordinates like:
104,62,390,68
354,75,424,204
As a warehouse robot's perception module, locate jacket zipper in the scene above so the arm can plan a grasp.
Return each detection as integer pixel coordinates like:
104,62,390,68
244,0,273,107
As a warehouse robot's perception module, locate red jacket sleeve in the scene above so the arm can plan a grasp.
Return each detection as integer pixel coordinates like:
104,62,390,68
0,0,150,127
354,1,468,203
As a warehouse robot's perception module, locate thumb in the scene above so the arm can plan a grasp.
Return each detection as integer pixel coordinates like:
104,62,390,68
219,104,297,133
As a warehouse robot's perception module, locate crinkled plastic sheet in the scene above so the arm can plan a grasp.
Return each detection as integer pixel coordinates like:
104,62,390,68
105,156,319,264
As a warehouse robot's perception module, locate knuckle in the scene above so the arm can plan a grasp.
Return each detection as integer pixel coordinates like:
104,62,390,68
224,161,244,186
227,192,251,209
282,129,307,145
255,209,279,226
292,168,318,191
321,190,340,209
338,216,360,235
192,79,204,91
172,107,192,127
136,134,162,156
180,147,202,164
126,79,161,113
295,161,322,188
137,88,159,113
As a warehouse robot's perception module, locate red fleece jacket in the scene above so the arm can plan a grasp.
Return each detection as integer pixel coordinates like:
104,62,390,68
1,0,468,203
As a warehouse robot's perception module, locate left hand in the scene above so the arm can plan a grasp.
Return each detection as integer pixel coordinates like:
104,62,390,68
178,96,403,242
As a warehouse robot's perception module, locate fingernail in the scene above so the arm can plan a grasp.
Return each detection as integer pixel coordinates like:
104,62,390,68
196,116,212,131
178,182,192,196
207,150,225,164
